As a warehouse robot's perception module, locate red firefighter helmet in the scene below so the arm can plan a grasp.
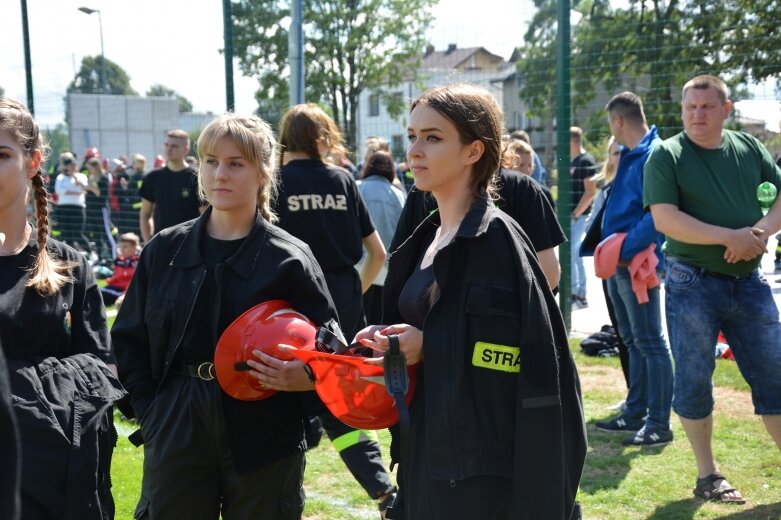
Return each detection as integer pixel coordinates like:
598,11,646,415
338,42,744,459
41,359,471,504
214,300,318,401
287,348,417,430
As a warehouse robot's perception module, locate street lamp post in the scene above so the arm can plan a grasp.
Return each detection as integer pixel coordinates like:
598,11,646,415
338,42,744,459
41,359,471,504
78,7,107,94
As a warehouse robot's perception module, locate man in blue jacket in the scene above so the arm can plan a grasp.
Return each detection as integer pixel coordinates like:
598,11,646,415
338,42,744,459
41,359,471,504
594,92,674,447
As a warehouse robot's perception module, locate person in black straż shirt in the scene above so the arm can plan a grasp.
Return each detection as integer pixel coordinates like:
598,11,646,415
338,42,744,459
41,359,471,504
112,113,341,519
391,167,564,292
273,103,398,516
569,127,598,308
138,129,206,243
355,84,586,520
0,98,123,519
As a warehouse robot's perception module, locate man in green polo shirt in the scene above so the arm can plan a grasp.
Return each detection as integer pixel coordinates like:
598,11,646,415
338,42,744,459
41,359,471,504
644,74,781,504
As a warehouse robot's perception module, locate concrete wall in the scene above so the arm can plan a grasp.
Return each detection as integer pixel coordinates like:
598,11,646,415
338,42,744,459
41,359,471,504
68,94,178,164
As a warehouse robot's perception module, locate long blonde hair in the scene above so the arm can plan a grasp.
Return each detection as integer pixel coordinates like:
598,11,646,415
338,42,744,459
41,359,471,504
196,113,279,223
593,136,620,187
0,99,74,295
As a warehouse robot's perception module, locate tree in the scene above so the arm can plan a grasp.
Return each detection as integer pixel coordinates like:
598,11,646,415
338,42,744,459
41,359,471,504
515,0,779,142
43,124,70,166
146,84,194,113
231,0,436,152
67,55,137,95
0,85,5,98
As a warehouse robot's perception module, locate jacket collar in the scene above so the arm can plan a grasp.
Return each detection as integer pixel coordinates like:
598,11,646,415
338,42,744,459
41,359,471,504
623,124,659,159
455,194,495,240
393,193,495,263
169,206,270,279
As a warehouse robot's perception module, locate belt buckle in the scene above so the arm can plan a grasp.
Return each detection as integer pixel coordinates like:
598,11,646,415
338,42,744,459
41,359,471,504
197,362,215,381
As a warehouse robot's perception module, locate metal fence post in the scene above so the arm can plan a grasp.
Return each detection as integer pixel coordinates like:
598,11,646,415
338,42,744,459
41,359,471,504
223,0,235,112
556,0,572,332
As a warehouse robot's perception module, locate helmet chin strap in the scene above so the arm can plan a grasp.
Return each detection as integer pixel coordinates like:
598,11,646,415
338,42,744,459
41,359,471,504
383,334,410,515
315,327,363,354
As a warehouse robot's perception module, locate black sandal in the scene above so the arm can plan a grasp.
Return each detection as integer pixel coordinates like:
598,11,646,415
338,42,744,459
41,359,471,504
693,472,746,504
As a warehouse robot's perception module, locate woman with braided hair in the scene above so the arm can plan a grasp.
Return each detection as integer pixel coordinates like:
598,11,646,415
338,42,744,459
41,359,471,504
0,98,124,519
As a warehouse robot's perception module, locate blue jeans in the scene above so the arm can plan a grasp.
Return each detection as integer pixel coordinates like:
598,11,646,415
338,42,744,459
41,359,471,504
571,215,588,299
665,259,781,418
607,267,673,430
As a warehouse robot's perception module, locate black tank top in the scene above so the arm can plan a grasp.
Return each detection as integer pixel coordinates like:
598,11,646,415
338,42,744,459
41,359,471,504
398,253,435,330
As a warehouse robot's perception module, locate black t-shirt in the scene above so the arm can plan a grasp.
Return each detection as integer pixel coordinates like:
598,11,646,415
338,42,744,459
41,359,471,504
391,168,565,254
116,170,143,210
540,184,556,211
85,173,110,218
179,234,246,361
138,166,202,234
570,152,598,210
274,159,375,272
0,235,113,364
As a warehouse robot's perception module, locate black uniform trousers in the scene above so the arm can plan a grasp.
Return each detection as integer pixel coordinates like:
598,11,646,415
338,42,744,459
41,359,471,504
362,284,384,326
135,375,305,520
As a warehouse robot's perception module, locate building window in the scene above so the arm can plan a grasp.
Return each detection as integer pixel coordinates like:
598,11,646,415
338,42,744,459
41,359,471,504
369,95,380,117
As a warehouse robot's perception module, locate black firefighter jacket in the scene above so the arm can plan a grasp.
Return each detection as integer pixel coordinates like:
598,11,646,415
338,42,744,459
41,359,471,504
9,353,125,520
383,196,587,519
111,208,340,474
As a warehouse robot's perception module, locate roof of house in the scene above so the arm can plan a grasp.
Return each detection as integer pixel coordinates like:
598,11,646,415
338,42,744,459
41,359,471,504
422,45,505,70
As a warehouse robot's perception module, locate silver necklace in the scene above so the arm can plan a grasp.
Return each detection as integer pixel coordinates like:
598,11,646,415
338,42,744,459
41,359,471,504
433,222,460,251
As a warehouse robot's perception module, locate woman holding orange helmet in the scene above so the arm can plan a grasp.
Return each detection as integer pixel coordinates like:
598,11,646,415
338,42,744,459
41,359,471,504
112,113,339,519
355,85,587,519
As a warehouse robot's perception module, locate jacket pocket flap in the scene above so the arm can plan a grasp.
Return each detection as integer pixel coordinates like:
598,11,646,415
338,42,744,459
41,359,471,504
466,285,520,318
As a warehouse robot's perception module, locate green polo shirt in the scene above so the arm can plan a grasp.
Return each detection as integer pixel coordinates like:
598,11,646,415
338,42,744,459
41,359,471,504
644,129,781,275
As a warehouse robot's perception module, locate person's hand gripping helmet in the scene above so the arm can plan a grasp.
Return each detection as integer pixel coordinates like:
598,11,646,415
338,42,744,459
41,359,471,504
214,300,318,400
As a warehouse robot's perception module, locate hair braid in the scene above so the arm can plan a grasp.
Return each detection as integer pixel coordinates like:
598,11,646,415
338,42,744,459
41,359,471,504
27,171,72,295
31,172,49,248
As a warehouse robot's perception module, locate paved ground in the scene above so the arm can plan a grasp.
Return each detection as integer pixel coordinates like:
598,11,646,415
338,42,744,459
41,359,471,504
567,250,781,337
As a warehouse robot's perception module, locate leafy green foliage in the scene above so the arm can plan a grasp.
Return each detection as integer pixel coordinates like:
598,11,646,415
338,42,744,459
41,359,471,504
231,0,436,151
67,55,137,96
43,124,70,166
146,84,194,113
515,0,781,143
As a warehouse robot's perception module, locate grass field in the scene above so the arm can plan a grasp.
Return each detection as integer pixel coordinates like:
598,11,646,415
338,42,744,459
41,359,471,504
106,335,781,520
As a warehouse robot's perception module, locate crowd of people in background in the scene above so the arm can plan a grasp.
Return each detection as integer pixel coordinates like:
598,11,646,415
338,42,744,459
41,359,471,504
2,72,781,520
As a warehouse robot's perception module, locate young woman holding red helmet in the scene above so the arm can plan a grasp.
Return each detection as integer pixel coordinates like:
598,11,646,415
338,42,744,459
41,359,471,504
112,113,340,519
355,84,587,519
